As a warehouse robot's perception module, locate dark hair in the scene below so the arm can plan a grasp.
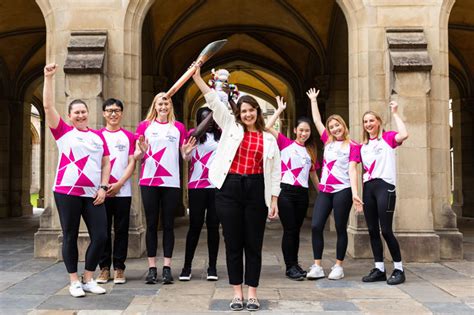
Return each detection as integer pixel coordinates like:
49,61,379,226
102,98,124,111
68,99,88,114
234,95,266,132
295,116,317,165
196,107,221,144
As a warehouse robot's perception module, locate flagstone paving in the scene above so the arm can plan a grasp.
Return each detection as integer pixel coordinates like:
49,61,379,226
0,211,472,314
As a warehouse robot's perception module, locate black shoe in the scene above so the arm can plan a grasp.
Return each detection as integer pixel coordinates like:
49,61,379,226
206,267,218,281
145,267,158,284
229,297,244,311
387,269,405,285
162,266,174,284
362,268,387,282
295,264,307,277
246,298,260,311
286,265,305,281
179,267,192,281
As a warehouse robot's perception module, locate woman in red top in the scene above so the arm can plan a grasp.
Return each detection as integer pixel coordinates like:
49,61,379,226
193,66,280,312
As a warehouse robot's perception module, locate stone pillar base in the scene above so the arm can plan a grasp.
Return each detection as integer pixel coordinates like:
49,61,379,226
437,230,463,259
395,233,440,262
347,228,373,258
34,229,61,258
127,228,146,258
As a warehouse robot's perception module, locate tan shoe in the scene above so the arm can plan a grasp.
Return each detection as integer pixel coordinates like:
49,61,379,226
96,267,110,284
114,269,126,284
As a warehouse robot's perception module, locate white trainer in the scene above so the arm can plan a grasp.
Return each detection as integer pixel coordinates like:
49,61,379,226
69,281,85,298
82,279,106,294
306,264,325,280
328,265,344,280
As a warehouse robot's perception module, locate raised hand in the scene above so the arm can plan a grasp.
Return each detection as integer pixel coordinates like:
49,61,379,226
275,96,287,113
137,135,149,154
306,88,320,101
182,136,197,156
389,101,398,114
44,63,58,77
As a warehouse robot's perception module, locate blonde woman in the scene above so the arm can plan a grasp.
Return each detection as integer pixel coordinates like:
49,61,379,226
359,102,408,285
135,93,190,285
306,88,362,281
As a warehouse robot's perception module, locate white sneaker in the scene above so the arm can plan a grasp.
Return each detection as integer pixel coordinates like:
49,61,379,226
82,279,106,294
306,264,325,280
69,281,85,297
328,265,344,280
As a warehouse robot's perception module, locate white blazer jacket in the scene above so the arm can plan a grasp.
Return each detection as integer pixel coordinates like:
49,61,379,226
204,91,281,207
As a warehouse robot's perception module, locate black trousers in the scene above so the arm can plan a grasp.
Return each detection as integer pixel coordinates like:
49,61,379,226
311,188,352,261
141,186,180,258
99,197,131,270
216,174,267,287
278,183,308,268
363,179,401,262
184,188,220,269
54,192,107,273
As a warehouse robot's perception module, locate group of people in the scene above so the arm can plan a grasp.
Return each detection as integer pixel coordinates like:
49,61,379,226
44,62,408,311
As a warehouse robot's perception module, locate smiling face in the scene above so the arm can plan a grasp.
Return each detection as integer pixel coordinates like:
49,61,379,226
103,103,123,128
294,121,311,144
327,118,345,140
154,95,171,122
68,102,89,130
239,102,258,130
363,113,381,137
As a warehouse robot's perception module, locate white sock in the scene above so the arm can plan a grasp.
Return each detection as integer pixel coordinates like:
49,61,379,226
375,262,385,272
394,261,403,271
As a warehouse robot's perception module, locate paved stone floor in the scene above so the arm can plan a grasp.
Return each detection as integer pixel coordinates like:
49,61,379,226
0,210,473,314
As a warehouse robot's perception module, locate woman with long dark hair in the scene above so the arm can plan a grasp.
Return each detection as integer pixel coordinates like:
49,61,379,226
192,66,280,311
265,96,319,280
179,107,221,281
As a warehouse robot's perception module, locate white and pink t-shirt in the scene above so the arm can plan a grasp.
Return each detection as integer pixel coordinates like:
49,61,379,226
99,128,135,197
277,133,318,188
319,130,361,193
50,118,110,197
135,120,186,187
188,130,218,189
361,131,400,186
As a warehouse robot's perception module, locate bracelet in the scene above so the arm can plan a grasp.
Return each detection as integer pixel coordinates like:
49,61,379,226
99,185,108,191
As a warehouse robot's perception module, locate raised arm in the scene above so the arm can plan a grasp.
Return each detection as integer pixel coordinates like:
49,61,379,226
192,65,211,94
43,64,61,129
192,66,233,128
390,101,409,144
306,88,325,136
265,96,287,139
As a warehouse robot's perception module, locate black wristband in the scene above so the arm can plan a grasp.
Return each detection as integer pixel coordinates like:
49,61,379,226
99,185,108,191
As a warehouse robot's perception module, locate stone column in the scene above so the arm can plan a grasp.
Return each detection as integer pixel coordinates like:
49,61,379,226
461,98,474,218
34,0,155,259
0,99,11,218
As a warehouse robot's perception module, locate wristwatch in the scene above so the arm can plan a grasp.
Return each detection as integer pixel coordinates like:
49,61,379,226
99,185,109,191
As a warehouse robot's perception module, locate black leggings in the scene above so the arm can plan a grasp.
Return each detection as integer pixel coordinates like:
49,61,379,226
363,179,401,262
216,174,267,288
311,188,352,261
99,197,131,270
141,186,180,258
278,184,308,268
184,188,220,269
54,192,107,273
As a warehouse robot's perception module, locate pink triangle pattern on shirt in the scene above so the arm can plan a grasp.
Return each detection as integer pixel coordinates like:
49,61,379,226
110,157,117,172
140,177,164,187
58,153,71,170
74,155,89,171
75,172,96,187
199,151,213,166
109,174,118,184
364,161,376,181
56,168,67,186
